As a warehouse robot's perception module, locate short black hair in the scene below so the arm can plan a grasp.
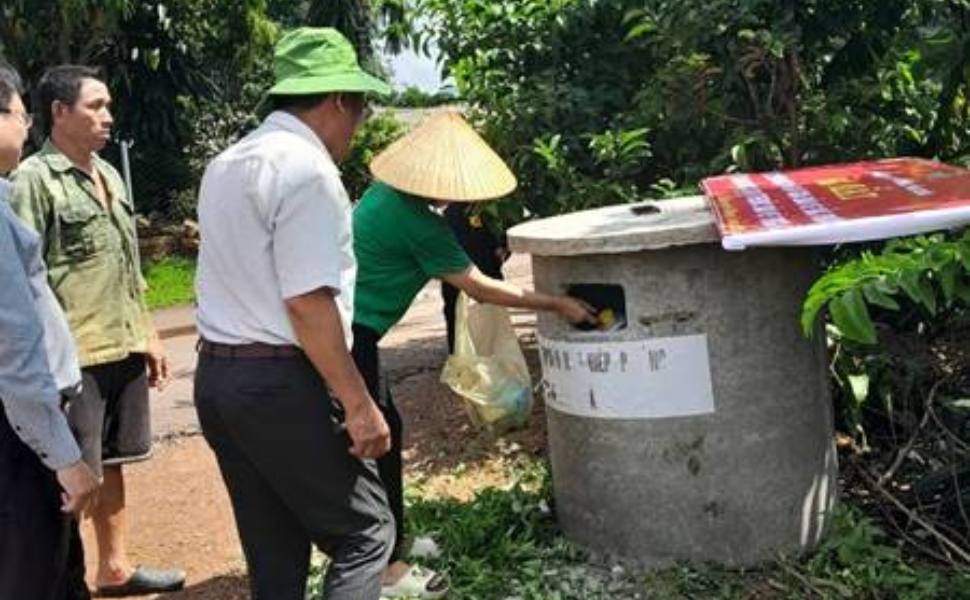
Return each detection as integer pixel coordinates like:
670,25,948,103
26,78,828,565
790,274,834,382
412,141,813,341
0,61,23,111
36,64,103,133
270,92,364,114
271,92,332,113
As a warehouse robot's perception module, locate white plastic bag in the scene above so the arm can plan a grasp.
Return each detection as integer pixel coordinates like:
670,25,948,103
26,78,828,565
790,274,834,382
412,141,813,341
440,292,533,431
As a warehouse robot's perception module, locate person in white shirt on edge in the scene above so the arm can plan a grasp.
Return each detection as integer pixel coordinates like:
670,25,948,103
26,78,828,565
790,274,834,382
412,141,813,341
193,28,394,600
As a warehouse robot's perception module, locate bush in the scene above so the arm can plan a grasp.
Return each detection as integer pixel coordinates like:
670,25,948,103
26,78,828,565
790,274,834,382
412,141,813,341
343,112,408,201
782,506,970,599
305,458,970,599
150,103,406,221
387,85,458,108
801,231,969,560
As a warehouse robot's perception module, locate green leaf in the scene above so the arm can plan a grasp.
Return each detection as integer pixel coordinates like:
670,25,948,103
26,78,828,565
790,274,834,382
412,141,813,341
625,20,657,41
955,280,970,305
862,281,900,311
957,237,970,270
730,143,748,168
146,47,162,70
938,263,959,303
801,292,826,337
898,270,937,315
847,374,870,404
769,39,785,59
830,290,877,345
619,127,649,147
944,398,970,411
621,8,646,25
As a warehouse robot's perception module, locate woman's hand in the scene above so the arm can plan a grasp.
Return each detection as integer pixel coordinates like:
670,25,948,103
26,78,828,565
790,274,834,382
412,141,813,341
555,296,598,325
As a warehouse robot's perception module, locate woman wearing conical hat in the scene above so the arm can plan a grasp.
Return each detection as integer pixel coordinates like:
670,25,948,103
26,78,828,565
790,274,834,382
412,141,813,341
350,111,595,598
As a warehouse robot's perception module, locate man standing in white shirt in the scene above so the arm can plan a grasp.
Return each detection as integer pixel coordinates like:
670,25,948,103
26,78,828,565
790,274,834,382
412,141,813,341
193,28,394,600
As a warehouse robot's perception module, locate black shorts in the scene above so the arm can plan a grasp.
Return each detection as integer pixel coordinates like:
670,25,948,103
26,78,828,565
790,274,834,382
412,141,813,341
69,354,152,478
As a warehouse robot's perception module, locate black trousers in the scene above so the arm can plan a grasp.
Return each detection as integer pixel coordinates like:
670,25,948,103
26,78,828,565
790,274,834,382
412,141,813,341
0,402,87,600
350,323,405,562
194,352,393,600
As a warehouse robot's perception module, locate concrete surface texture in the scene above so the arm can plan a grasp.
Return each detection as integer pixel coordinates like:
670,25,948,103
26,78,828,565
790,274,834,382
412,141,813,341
529,243,837,567
507,195,719,257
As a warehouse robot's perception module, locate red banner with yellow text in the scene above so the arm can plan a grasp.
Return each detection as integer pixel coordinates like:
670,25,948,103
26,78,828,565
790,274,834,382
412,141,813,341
701,158,970,250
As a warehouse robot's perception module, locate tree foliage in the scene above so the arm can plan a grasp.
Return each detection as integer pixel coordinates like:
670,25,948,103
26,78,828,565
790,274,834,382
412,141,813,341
0,0,276,213
0,0,412,215
413,0,970,224
1,0,273,142
267,0,410,63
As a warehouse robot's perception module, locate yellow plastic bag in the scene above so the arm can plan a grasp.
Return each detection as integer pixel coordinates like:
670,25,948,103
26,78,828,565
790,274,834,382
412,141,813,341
440,293,533,431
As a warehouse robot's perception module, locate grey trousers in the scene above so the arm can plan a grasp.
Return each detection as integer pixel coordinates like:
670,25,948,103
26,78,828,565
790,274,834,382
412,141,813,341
194,352,393,600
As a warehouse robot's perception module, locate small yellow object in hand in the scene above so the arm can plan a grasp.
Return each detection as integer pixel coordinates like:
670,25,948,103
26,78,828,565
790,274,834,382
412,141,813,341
597,308,616,329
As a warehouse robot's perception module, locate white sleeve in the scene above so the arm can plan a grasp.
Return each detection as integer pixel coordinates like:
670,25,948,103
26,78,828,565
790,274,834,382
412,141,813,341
272,168,351,300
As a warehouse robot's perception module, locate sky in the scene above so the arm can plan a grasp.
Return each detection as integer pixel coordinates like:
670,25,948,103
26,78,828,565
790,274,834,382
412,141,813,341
387,47,445,91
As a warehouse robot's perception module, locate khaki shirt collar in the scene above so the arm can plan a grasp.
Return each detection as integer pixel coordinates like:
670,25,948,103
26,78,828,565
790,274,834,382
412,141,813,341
36,139,131,210
37,139,76,173
38,138,119,180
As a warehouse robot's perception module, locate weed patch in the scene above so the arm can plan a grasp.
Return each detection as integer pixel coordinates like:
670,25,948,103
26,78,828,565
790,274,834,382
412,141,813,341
309,457,968,599
143,257,196,310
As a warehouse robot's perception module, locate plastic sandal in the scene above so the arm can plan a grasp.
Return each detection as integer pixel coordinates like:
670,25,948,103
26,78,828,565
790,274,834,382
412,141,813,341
380,564,449,599
95,565,186,597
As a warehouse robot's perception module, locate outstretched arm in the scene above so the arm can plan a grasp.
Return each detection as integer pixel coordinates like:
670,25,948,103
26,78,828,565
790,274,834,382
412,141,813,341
441,266,597,325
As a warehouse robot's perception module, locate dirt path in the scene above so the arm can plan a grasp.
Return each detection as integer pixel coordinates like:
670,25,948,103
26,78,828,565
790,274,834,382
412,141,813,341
81,377,548,599
81,374,548,599
80,438,248,599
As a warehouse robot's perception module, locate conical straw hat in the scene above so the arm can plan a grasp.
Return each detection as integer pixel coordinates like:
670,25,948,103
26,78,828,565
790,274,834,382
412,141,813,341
369,111,517,202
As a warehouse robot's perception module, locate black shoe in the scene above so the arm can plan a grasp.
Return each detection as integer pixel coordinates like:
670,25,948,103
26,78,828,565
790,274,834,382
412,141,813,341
95,566,186,597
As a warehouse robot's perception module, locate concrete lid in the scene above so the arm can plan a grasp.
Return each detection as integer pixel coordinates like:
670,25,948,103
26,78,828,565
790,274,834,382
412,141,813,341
507,195,719,256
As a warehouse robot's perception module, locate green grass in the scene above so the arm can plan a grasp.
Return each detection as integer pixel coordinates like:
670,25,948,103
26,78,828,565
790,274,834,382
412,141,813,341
307,457,969,600
143,257,196,310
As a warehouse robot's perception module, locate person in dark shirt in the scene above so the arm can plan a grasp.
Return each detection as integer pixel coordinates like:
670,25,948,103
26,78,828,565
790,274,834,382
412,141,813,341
440,203,508,352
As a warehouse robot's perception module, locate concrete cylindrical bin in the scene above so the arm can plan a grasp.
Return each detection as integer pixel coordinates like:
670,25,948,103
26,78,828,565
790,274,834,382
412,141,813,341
508,196,837,566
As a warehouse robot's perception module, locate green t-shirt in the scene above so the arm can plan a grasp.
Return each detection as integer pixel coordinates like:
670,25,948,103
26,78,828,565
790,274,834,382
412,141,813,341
353,182,471,335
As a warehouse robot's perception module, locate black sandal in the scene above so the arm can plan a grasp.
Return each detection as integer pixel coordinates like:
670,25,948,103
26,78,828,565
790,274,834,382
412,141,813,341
96,565,186,597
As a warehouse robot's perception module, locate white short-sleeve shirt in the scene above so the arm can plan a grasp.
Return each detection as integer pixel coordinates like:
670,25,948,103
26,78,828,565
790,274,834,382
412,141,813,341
195,111,356,349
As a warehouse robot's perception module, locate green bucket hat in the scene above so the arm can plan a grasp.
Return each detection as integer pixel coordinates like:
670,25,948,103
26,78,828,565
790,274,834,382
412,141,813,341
258,27,391,113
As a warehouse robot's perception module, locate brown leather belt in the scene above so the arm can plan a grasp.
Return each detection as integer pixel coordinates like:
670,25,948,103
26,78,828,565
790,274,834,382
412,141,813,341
197,339,302,359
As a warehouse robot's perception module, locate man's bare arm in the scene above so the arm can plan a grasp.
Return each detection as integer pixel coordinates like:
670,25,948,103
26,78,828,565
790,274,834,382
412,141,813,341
285,287,390,459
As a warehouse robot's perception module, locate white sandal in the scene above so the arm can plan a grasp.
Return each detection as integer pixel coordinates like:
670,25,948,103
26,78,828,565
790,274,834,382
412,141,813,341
380,564,449,599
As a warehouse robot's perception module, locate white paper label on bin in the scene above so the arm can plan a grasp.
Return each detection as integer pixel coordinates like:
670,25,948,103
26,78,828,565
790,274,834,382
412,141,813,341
537,334,715,419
